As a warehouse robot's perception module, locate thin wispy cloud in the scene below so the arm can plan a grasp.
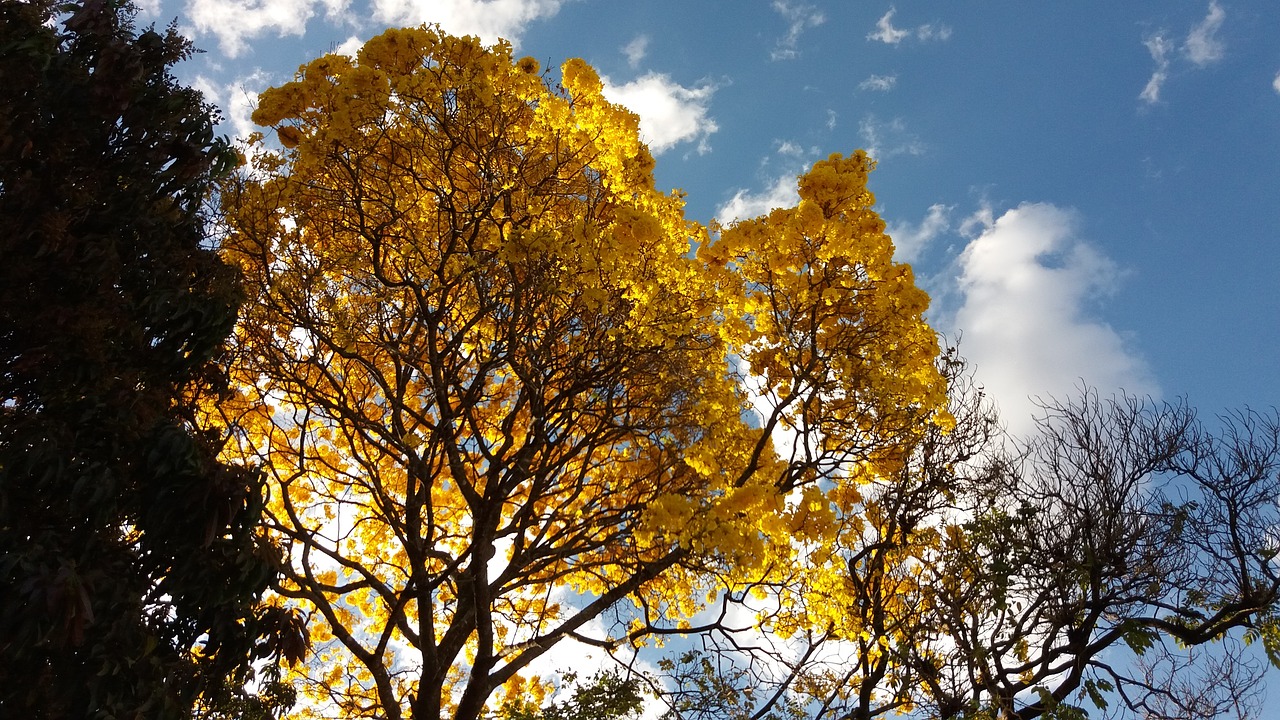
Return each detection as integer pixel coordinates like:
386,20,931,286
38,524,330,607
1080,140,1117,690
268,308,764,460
1140,2,1227,105
885,203,950,263
867,7,950,46
915,24,952,42
770,0,825,60
775,140,808,158
858,73,897,91
867,7,908,45
622,34,648,69
859,115,923,160
1184,0,1226,66
1140,34,1173,104
1273,70,1280,95
600,72,719,155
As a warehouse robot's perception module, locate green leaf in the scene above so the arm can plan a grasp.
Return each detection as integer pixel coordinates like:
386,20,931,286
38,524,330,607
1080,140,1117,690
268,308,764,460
1122,625,1157,656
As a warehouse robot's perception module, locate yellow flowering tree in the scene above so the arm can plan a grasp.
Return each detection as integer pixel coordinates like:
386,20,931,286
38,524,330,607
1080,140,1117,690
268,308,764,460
216,26,948,720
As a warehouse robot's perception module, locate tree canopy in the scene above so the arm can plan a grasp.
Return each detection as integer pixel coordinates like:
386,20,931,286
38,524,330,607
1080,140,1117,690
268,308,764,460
216,25,947,720
0,1,303,716
4,3,1277,717
201,23,1280,720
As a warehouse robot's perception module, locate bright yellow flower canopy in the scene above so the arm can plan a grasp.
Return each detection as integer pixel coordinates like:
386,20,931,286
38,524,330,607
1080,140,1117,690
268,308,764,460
215,26,948,720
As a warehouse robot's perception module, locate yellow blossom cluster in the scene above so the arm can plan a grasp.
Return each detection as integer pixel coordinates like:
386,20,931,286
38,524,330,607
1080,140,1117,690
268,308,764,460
211,25,950,720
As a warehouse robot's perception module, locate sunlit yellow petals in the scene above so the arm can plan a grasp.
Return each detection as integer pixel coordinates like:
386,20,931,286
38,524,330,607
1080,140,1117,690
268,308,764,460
209,22,959,720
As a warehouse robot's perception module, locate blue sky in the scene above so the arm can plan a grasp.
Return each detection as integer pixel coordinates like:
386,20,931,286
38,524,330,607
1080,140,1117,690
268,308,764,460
153,0,1280,433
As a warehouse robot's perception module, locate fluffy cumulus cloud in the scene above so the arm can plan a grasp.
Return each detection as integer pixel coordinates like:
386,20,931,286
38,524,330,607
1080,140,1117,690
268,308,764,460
716,174,799,225
187,0,568,55
600,73,718,156
770,0,825,60
1274,70,1280,95
334,34,365,57
370,0,564,45
866,7,950,46
885,203,949,263
858,73,897,92
185,0,331,57
1184,0,1225,66
947,204,1157,435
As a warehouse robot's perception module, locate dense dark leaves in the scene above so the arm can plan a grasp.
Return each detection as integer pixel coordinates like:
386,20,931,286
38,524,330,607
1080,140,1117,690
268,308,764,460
0,1,300,717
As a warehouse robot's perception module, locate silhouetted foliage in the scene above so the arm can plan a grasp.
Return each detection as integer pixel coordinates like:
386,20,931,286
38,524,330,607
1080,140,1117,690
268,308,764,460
651,360,1280,720
0,0,303,716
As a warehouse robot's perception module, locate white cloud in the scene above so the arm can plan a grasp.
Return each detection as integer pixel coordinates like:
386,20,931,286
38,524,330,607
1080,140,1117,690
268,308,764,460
334,34,365,57
187,0,564,61
947,203,1157,436
622,34,648,69
958,203,994,238
885,203,950,263
770,1,825,60
192,70,275,141
189,75,221,110
867,7,949,45
599,73,718,156
1184,0,1225,67
858,73,897,91
716,174,799,225
186,0,329,57
916,23,952,42
320,0,354,23
1139,33,1172,104
1273,70,1280,94
370,0,566,46
1141,3,1227,104
776,140,807,157
859,115,923,160
867,7,909,45
134,0,162,17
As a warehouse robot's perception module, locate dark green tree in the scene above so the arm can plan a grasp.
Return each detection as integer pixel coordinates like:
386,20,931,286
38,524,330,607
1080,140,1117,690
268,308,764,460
0,1,304,717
